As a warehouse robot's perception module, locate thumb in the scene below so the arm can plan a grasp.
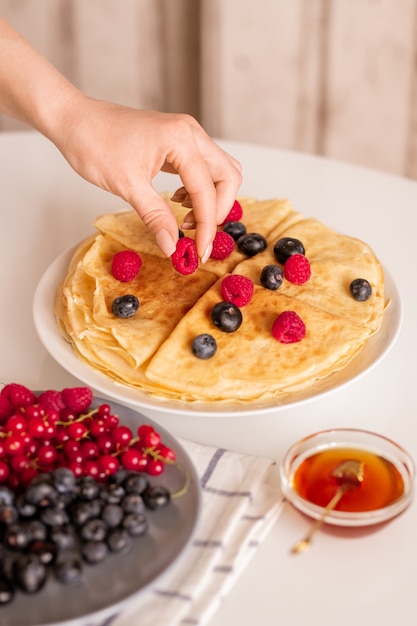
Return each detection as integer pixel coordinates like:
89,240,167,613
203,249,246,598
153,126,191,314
131,189,179,257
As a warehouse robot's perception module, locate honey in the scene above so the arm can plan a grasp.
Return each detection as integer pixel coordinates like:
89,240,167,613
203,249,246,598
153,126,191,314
291,447,405,512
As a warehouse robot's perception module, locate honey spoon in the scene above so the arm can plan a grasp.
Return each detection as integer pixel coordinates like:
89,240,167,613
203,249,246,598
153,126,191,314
292,459,365,554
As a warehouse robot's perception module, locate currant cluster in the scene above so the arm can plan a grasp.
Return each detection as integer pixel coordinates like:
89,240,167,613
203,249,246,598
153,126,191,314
0,383,176,491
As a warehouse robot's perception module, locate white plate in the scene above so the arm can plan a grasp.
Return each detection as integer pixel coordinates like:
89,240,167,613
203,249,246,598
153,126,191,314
3,397,201,626
33,247,402,418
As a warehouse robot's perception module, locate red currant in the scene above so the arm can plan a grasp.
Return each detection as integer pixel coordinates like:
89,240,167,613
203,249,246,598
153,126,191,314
0,459,10,482
111,426,133,448
138,424,161,448
67,422,88,440
147,458,164,476
97,454,119,477
6,414,27,434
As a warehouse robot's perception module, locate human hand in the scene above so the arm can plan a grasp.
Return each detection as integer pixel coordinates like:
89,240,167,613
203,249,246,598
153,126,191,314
54,97,242,261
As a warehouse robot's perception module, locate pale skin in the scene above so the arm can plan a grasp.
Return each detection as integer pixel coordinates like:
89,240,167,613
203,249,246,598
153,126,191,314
0,17,242,261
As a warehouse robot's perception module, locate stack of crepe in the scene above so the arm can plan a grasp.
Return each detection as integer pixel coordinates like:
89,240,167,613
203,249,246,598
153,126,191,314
55,195,385,403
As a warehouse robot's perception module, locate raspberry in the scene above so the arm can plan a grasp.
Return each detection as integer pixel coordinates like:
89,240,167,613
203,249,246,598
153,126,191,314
1,383,36,408
272,311,306,344
221,200,243,225
61,387,93,414
284,254,311,285
111,250,142,282
210,231,235,260
37,389,66,412
171,237,198,275
221,274,254,307
0,394,12,422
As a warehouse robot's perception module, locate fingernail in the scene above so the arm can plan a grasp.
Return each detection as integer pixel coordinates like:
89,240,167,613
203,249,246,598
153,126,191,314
170,192,183,202
181,221,197,230
200,243,212,264
155,229,177,257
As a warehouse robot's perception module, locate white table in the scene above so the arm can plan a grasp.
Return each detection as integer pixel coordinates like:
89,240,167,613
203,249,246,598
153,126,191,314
1,131,416,625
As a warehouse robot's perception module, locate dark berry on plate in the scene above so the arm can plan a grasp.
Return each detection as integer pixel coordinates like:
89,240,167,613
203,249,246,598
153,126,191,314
101,503,124,528
122,512,148,536
123,472,149,495
49,525,76,551
52,467,77,493
107,528,132,554
0,505,18,525
70,499,102,526
142,485,171,510
25,478,58,508
40,505,70,528
223,221,247,241
79,519,108,542
191,334,217,359
53,554,83,586
77,475,100,501
237,232,267,257
111,294,140,318
122,493,146,514
81,540,108,564
28,540,58,566
0,485,14,507
3,522,31,551
260,264,284,290
178,228,185,238
13,554,48,593
273,237,305,264
211,302,242,333
0,577,14,605
350,278,372,301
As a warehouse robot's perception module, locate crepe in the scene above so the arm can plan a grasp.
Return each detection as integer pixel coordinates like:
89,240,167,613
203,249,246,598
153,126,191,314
56,195,386,403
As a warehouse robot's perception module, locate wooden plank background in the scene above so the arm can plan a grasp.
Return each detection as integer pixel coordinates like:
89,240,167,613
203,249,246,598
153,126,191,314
2,0,417,180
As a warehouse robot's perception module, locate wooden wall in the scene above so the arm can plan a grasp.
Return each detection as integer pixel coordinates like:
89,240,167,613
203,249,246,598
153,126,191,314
2,0,417,180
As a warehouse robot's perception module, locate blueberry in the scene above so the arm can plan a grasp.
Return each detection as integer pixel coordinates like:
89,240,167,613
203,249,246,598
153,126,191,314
191,334,217,359
81,540,108,564
0,577,14,605
13,554,47,593
111,294,139,318
237,232,267,257
122,512,148,537
53,554,83,586
211,302,242,332
223,221,247,241
123,473,149,495
350,278,372,301
260,264,284,290
107,528,132,554
273,237,305,264
121,493,146,515
101,503,124,528
80,519,108,542
142,485,171,511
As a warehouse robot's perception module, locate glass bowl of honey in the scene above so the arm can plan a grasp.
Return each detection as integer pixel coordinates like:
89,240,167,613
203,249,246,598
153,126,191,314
280,428,415,526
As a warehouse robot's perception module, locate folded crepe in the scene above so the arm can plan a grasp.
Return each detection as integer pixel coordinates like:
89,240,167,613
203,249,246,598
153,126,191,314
56,195,386,403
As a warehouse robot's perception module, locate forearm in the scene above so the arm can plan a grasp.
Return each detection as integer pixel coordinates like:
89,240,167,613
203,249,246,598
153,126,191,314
0,17,81,141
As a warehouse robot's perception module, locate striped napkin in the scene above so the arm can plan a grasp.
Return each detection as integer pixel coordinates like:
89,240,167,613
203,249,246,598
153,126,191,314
110,438,283,626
